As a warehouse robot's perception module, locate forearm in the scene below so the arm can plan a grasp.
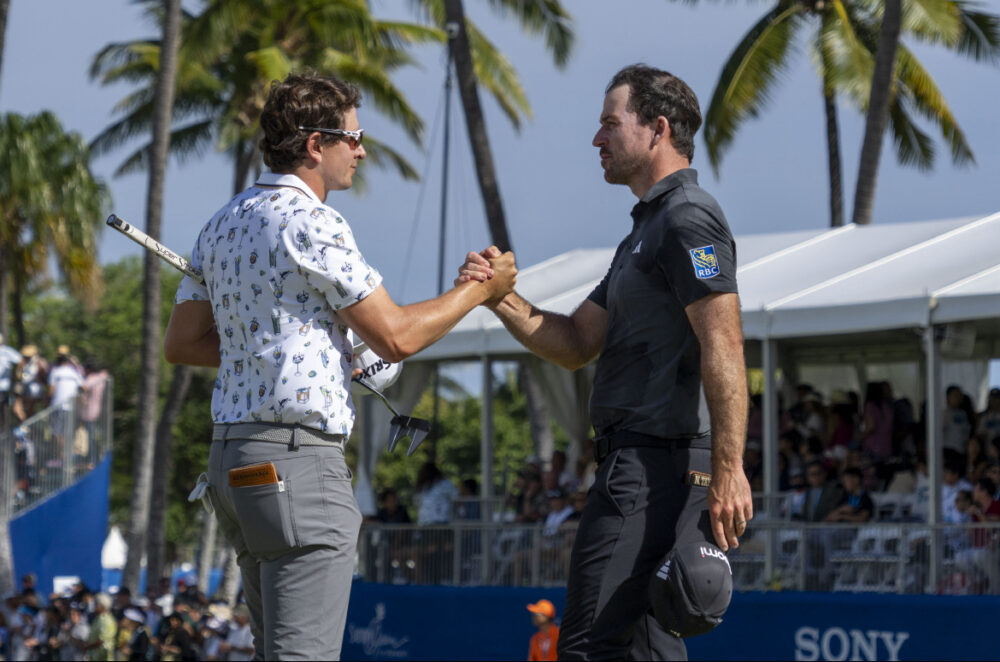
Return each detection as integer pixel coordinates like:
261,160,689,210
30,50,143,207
490,293,594,371
164,328,221,367
702,340,748,472
375,281,491,362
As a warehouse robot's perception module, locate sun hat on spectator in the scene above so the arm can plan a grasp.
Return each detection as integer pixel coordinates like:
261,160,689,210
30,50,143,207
526,599,556,620
123,607,146,624
21,345,37,358
57,344,71,356
95,593,112,610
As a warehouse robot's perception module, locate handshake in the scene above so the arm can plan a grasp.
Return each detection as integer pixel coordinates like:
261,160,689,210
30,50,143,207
455,246,517,306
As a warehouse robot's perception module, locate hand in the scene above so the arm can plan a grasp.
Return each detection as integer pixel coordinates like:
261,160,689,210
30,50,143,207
482,250,516,304
455,246,502,285
707,466,753,552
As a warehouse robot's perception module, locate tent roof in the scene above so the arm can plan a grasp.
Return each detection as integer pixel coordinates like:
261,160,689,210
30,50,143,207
413,211,1000,361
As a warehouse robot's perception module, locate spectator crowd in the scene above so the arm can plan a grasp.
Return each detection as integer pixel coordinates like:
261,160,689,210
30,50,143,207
0,575,253,661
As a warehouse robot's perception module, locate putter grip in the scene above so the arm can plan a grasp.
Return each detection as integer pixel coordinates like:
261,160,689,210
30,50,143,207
107,214,205,283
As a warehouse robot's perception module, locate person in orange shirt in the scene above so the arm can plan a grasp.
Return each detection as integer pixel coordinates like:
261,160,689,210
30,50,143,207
527,599,559,661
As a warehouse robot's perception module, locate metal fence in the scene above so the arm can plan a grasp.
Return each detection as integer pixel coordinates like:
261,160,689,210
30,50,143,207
356,519,1000,595
0,377,113,516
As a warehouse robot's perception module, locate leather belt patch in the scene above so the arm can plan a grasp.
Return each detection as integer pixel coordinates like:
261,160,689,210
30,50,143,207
229,462,279,487
686,471,712,488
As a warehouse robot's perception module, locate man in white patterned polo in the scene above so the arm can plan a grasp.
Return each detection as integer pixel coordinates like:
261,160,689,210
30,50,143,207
164,73,516,660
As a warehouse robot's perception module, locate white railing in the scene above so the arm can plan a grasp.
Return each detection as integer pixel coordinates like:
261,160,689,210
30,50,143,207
0,377,113,515
356,519,1000,595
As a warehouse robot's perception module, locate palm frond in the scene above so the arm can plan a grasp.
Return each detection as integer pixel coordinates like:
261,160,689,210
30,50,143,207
465,21,531,129
485,0,575,67
902,0,962,46
361,134,420,181
112,120,216,177
955,3,1000,63
704,2,804,173
895,43,975,165
888,96,935,169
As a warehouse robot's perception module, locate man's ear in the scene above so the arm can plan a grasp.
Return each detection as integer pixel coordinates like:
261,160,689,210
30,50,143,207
304,132,324,164
652,116,671,147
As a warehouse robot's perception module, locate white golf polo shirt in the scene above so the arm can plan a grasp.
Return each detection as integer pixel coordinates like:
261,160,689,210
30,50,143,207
175,172,382,435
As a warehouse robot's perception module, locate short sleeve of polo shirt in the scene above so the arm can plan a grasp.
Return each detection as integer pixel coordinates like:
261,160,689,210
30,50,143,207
587,240,628,310
657,202,738,308
282,205,382,310
175,229,210,303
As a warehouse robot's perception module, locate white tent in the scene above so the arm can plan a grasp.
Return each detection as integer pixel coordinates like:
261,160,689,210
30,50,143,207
354,211,1000,583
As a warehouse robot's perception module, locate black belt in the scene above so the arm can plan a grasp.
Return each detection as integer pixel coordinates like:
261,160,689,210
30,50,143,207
593,429,705,464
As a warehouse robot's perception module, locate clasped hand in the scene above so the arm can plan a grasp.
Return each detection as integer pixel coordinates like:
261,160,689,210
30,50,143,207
456,246,516,304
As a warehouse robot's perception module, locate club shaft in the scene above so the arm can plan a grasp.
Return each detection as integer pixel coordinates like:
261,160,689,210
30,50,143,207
107,214,204,283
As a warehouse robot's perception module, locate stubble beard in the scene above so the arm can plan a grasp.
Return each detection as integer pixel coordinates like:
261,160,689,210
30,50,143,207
602,151,644,186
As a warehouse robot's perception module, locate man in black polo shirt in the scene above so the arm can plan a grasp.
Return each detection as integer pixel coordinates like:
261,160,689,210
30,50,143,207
458,64,752,659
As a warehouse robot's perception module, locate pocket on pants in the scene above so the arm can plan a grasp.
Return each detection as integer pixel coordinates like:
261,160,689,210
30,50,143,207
604,449,644,517
232,479,296,557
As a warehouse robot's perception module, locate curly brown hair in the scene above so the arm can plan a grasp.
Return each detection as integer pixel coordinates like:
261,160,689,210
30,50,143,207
606,64,702,162
259,73,362,172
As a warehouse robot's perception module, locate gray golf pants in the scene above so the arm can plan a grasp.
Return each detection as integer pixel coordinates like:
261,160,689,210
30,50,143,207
207,434,361,660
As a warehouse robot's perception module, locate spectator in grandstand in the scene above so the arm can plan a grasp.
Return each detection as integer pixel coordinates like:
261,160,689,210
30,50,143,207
24,605,63,661
197,614,227,661
61,602,91,661
965,435,989,484
79,358,110,463
517,471,549,524
111,587,131,621
746,393,763,451
827,397,855,451
784,469,808,520
802,461,844,522
12,344,48,421
743,439,762,492
118,608,151,662
82,592,115,662
526,599,559,662
977,388,1000,445
10,603,36,661
824,468,874,523
374,487,412,524
859,381,893,462
778,430,804,481
942,454,974,525
798,435,825,469
415,462,459,525
542,490,575,537
455,478,482,521
569,491,587,521
55,345,84,376
0,332,21,424
943,385,974,455
219,604,254,661
48,353,85,461
969,477,1000,524
954,489,973,523
796,391,827,443
788,383,814,426
551,450,579,495
985,463,1000,499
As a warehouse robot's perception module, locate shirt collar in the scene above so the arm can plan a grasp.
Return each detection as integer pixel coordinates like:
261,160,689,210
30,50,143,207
255,171,323,203
630,168,698,222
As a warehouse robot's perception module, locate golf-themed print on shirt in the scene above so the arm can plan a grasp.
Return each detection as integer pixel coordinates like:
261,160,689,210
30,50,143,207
175,172,382,435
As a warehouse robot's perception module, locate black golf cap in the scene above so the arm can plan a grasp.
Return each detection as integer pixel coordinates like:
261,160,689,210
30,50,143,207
648,541,733,638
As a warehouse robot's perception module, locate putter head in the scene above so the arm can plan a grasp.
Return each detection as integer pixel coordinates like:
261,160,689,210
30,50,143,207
386,415,432,456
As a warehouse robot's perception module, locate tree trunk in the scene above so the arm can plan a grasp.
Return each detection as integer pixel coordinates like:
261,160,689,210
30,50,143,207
0,430,16,599
123,0,182,593
215,545,240,606
0,0,10,103
852,0,902,225
196,510,217,595
823,89,843,227
11,270,24,350
443,0,512,253
0,253,8,343
145,364,192,590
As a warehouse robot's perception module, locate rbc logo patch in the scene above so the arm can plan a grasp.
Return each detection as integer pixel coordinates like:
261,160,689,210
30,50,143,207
689,245,720,279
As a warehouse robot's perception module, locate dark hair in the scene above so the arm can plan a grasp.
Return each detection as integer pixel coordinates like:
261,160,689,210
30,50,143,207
379,487,397,501
415,462,444,492
978,477,997,497
864,381,884,406
259,73,362,172
841,467,862,481
605,64,702,161
462,478,478,494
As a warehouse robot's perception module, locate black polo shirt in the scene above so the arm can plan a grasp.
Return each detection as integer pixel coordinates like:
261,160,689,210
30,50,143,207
587,168,738,439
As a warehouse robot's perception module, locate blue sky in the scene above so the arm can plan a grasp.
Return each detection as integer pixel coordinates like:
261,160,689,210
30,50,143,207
2,0,998,385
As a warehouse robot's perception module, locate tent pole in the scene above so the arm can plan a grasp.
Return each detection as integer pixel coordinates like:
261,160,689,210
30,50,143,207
762,338,779,585
924,325,942,593
480,355,494,583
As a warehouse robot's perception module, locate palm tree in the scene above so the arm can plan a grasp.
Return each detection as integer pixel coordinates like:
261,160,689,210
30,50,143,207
0,112,108,346
853,0,902,225
0,110,107,600
90,0,440,194
700,0,1000,226
121,0,183,595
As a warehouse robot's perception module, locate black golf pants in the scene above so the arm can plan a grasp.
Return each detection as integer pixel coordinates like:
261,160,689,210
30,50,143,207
557,441,714,660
